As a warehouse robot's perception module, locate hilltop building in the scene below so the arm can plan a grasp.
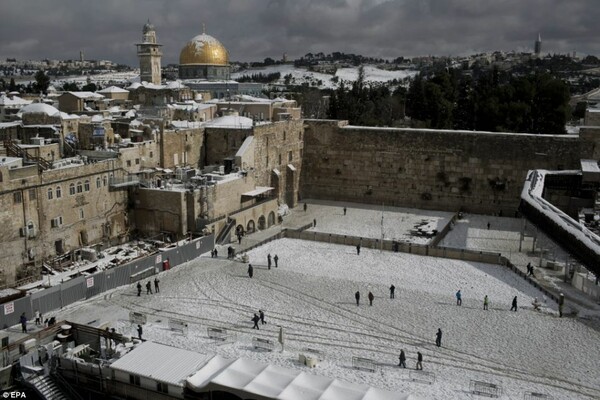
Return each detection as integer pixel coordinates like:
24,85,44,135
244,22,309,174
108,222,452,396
534,33,542,57
136,20,162,85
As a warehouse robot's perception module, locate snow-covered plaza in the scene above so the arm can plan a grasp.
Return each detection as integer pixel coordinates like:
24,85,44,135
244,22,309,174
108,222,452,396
38,201,599,400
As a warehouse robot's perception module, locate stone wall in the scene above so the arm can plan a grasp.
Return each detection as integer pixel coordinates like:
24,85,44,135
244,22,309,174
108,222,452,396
133,188,186,236
300,120,591,214
160,127,204,169
252,120,304,208
0,160,128,284
203,127,251,167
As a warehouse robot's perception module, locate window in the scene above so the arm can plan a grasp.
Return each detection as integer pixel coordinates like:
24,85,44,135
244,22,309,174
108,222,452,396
283,131,286,140
129,375,140,386
299,131,302,140
278,154,282,165
96,177,101,188
288,151,293,162
56,186,62,198
47,188,53,200
135,158,140,165
150,151,153,158
50,216,63,228
69,183,75,195
157,382,168,394
79,209,84,220
103,176,107,186
13,192,22,204
84,180,90,192
29,189,36,200
126,160,131,167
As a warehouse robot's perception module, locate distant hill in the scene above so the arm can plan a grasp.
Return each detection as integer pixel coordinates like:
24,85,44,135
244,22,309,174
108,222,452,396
232,64,417,90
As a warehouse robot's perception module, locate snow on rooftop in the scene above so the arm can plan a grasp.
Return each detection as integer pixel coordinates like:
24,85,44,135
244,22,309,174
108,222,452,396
204,115,253,129
110,341,211,387
0,94,32,106
97,86,129,94
19,103,60,116
64,91,104,99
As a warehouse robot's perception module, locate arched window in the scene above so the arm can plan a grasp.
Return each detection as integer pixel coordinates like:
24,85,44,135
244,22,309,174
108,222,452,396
76,181,83,193
47,188,53,200
0,171,3,182
96,177,101,188
56,186,62,198
69,183,75,195
84,180,90,191
103,176,107,186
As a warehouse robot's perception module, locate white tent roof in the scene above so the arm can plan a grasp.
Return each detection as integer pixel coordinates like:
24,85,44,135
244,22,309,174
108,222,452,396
98,86,129,94
186,354,414,400
110,341,211,387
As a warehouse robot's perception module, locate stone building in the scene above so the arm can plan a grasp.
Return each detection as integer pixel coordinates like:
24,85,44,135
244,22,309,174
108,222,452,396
57,92,105,113
0,93,31,122
0,157,129,285
136,20,162,85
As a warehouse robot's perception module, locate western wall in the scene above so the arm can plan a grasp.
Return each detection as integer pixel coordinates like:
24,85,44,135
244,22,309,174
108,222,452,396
300,120,598,214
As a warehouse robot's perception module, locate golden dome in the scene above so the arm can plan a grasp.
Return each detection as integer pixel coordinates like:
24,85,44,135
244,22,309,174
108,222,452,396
179,33,229,65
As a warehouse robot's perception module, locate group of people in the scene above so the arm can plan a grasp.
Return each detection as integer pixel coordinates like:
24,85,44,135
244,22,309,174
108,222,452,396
137,277,160,296
20,312,56,333
251,310,267,329
354,291,376,306
526,262,535,277
398,349,423,370
456,289,521,312
267,253,279,269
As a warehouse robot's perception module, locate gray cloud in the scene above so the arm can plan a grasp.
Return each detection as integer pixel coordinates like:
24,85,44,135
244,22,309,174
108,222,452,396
0,0,598,66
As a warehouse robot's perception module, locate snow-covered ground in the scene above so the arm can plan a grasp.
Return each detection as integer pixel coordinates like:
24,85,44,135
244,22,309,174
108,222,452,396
232,64,417,90
38,235,600,399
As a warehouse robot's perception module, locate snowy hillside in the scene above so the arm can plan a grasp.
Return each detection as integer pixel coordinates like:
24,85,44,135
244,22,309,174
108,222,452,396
232,64,417,90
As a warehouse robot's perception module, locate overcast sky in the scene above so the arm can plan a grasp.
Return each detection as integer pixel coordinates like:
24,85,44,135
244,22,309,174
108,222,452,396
1,0,598,66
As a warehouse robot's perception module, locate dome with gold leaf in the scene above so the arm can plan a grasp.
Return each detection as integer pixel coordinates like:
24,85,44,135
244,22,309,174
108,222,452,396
179,33,229,66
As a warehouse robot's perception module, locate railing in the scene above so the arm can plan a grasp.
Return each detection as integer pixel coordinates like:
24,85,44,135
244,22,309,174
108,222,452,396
216,218,236,244
3,140,52,171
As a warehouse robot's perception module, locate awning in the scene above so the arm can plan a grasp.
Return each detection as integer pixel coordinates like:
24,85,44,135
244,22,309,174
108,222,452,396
287,164,296,171
242,186,274,197
272,168,281,176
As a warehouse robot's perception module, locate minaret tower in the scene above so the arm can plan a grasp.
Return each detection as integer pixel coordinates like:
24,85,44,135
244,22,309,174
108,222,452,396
534,33,542,57
136,20,162,84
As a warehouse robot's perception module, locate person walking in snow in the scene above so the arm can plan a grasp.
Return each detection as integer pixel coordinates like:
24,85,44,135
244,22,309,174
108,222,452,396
510,296,518,311
259,310,266,325
343,207,347,215
398,349,406,368
252,313,260,330
214,248,218,258
146,281,152,294
435,328,442,347
368,291,374,306
487,222,490,230
267,254,272,270
416,351,423,370
355,291,360,306
274,254,279,268
34,310,41,326
303,203,307,212
154,277,160,293
137,282,142,296
20,313,27,333
313,218,317,227
137,324,143,340
456,290,462,306
532,297,541,311
248,264,254,278
390,285,395,299
558,293,564,317
483,295,489,310
356,244,361,255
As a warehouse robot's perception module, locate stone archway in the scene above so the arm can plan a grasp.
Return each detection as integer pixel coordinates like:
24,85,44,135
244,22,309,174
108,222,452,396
258,215,266,230
267,211,275,227
247,220,255,233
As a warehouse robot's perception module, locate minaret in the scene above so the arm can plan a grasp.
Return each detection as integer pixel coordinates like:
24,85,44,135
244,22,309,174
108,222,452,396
534,33,542,57
136,20,162,85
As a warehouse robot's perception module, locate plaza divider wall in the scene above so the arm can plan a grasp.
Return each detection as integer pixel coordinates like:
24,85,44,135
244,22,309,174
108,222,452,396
0,235,213,329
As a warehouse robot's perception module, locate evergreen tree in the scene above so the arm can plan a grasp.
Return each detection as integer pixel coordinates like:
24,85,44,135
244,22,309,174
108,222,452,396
33,70,50,94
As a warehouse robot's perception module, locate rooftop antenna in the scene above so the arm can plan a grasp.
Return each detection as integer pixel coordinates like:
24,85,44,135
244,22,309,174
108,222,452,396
202,23,206,34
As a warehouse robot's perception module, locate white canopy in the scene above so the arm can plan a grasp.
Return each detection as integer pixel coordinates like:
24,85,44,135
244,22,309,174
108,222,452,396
186,354,416,400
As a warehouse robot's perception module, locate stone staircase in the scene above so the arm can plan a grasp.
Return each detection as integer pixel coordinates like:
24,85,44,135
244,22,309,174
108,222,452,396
3,140,52,171
28,375,70,400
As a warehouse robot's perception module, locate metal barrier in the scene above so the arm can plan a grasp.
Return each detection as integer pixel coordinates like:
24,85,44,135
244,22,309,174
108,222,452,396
409,370,436,384
470,380,502,397
351,356,376,372
0,235,213,329
524,392,553,400
252,337,274,351
207,327,229,341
